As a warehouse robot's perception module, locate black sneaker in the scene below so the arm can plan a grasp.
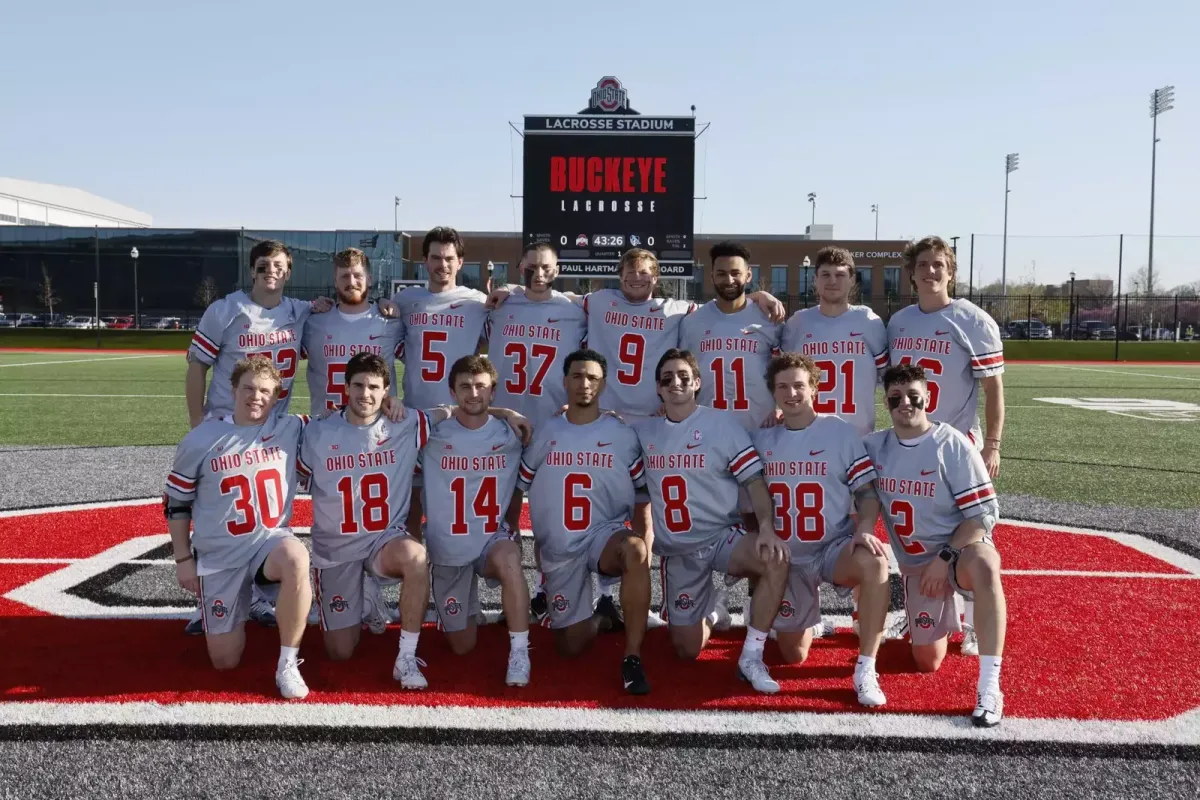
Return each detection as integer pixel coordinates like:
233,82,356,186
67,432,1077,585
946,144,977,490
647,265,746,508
183,609,204,636
622,655,650,695
530,591,549,625
595,594,625,633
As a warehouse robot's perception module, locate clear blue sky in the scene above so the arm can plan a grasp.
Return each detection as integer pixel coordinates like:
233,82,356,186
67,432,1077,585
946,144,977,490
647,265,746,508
3,0,1197,290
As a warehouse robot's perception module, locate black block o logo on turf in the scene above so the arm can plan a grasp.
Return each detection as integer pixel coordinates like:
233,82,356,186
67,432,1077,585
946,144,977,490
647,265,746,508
444,596,462,616
330,595,348,613
674,593,694,611
211,599,227,619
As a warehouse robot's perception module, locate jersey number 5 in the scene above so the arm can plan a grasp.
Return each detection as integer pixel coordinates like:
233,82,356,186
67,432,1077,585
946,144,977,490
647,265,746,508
420,331,449,383
220,469,285,535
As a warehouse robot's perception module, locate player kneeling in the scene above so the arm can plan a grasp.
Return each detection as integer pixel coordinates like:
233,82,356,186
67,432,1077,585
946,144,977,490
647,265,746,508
864,364,1007,727
299,352,435,688
752,354,891,707
517,349,653,694
423,356,532,687
165,357,313,699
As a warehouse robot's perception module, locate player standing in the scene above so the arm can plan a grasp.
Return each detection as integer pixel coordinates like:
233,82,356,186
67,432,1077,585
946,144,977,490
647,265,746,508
422,356,531,686
679,241,781,432
165,357,313,699
298,353,435,688
752,353,890,707
887,236,1005,654
635,348,790,693
516,349,653,694
387,227,491,535
780,247,888,436
863,364,1007,727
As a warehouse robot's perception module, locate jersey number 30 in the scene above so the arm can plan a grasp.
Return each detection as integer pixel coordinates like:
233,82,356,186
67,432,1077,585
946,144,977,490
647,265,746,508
220,469,285,535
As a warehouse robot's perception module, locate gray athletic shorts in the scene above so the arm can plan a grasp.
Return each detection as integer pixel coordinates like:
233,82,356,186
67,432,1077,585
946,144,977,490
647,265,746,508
542,523,625,630
431,530,516,632
773,535,854,633
312,530,416,632
902,535,995,646
660,527,745,628
197,534,291,636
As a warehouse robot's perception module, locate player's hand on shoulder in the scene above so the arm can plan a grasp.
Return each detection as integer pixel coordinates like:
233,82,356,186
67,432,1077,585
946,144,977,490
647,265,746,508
601,409,626,424
760,409,783,428
504,412,534,445
311,296,334,313
554,404,568,417
486,285,515,309
919,557,949,598
749,291,786,323
382,396,407,422
653,403,667,418
377,298,399,318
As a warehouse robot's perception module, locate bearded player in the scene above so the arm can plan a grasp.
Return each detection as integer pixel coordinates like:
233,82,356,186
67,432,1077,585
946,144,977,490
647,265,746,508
301,247,406,635
165,356,313,699
422,355,531,687
752,353,890,707
635,348,790,693
863,364,1006,727
516,349,653,694
888,235,1005,655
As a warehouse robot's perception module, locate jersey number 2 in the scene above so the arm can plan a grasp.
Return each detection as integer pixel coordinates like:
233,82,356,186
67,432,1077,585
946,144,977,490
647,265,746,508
889,499,926,555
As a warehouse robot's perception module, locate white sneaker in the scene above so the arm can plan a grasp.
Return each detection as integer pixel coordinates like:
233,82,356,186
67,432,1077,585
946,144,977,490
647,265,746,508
249,596,277,628
885,613,909,641
961,625,979,656
506,648,531,687
392,653,429,689
646,609,668,629
362,575,390,635
737,657,780,694
810,619,832,639
711,587,732,632
275,659,309,700
972,687,1004,727
854,668,887,707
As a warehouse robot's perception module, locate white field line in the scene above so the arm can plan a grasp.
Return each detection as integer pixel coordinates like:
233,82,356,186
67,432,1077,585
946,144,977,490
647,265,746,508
0,354,174,368
1,701,1199,746
1034,364,1200,383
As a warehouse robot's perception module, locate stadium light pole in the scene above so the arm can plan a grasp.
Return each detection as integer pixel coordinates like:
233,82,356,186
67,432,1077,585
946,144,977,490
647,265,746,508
871,204,879,240
1068,271,1076,339
807,192,817,227
1148,86,1174,295
130,247,139,330
1002,153,1019,297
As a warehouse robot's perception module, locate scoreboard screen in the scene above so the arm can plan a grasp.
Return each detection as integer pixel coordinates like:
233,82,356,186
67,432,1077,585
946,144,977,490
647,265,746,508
522,115,696,267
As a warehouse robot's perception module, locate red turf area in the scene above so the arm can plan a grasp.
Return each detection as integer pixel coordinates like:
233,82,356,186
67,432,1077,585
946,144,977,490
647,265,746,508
2,502,1198,720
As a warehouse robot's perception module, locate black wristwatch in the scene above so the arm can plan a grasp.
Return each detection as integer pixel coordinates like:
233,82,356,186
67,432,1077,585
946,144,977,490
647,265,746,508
938,545,960,563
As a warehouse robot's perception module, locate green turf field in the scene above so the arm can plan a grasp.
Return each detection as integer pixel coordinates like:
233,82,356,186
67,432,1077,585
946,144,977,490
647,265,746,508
1,351,1198,509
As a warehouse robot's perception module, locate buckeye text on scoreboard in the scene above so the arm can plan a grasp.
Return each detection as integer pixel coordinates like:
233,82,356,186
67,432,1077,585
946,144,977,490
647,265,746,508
523,77,696,279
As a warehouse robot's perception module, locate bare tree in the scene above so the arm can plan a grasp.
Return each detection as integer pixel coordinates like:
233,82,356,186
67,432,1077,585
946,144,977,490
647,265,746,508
1126,265,1163,295
194,275,219,308
38,263,59,318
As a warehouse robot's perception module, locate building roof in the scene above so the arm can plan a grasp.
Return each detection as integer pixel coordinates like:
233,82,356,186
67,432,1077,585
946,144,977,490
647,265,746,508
0,177,152,226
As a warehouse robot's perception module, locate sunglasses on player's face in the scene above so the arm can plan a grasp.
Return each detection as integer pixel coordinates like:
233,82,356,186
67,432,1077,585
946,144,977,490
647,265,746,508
886,391,925,410
658,372,693,387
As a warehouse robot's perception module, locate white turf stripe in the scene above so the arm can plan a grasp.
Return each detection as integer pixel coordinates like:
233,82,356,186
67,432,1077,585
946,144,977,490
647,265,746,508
1035,364,1200,383
0,497,159,518
0,354,173,368
1,701,1197,746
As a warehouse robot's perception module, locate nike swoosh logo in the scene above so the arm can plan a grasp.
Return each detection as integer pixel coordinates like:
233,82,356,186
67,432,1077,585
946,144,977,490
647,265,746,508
921,469,936,476
492,444,504,451
649,307,662,313
369,334,384,340
377,437,392,446
686,443,701,449
849,332,863,337
547,318,561,323
935,330,950,335
449,302,465,309
623,679,634,689
809,449,825,456
597,442,612,447
262,435,275,442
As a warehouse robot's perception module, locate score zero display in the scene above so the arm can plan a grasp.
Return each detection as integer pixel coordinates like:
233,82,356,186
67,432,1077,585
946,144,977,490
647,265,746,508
523,115,696,265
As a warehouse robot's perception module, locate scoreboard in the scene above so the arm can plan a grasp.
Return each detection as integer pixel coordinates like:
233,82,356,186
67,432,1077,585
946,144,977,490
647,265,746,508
522,112,696,277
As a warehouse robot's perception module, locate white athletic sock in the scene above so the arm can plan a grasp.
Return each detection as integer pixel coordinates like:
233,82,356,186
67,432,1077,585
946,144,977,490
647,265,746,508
740,626,768,660
855,655,876,675
978,655,1003,694
509,630,529,653
399,629,419,657
964,600,975,628
277,645,300,670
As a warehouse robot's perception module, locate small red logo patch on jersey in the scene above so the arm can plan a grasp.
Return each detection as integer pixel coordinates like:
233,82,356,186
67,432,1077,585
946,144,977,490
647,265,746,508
369,334,384,340
650,307,662,313
262,435,275,442
597,442,612,447
449,302,464,310
330,444,339,451
492,444,504,451
805,333,813,339
935,330,950,336
443,444,453,451
810,449,825,456
547,318,561,323
686,443,701,449
326,334,333,340
921,469,936,476
549,440,556,446
849,332,863,337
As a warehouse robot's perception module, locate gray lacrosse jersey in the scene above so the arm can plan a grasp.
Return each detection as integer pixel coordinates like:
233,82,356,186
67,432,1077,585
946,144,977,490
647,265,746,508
780,305,889,436
301,305,406,416
487,292,587,423
420,415,524,567
392,285,489,411
863,421,999,572
583,288,696,415
189,291,311,417
887,299,1004,444
518,415,646,566
680,301,782,431
164,413,309,574
298,408,430,568
633,406,763,556
752,415,876,561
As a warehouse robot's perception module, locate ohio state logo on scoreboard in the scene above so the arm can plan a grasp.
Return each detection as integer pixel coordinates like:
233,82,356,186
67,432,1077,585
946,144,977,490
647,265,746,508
582,76,637,115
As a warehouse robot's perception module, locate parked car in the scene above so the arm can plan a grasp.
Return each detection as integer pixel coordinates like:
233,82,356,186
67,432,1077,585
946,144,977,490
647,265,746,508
150,316,183,330
0,313,13,328
1008,319,1053,340
14,313,43,327
108,316,135,330
63,316,98,329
